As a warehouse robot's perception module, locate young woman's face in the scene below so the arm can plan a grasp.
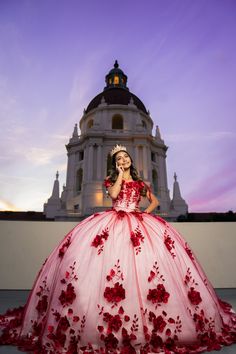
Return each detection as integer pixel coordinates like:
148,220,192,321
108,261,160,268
115,151,132,169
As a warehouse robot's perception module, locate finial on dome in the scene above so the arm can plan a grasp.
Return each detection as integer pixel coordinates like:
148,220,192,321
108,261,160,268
104,61,128,91
110,144,127,157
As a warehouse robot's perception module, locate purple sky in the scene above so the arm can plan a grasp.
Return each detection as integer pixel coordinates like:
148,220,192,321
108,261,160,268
0,0,236,212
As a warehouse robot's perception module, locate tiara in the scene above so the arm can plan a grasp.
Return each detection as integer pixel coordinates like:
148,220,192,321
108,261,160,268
110,144,127,157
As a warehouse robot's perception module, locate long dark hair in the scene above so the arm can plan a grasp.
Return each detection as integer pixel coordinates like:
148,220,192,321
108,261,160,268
108,150,148,197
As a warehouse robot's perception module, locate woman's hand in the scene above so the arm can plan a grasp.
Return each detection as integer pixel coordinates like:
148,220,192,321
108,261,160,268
116,162,124,175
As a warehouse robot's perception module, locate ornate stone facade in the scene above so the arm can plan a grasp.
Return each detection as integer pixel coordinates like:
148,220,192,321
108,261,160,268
44,61,188,220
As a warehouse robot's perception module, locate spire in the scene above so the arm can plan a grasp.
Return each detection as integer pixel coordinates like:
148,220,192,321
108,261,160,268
170,173,188,214
51,171,60,199
104,60,129,91
72,123,78,138
69,123,79,143
172,173,182,200
174,172,177,182
155,125,161,139
43,172,61,218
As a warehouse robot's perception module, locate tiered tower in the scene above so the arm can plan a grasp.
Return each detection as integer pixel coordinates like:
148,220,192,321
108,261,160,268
44,61,188,220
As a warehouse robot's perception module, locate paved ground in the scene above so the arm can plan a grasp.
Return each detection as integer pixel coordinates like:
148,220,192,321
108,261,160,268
0,289,236,353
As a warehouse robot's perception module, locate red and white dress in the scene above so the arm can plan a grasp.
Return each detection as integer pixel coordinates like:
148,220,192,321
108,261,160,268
0,179,236,353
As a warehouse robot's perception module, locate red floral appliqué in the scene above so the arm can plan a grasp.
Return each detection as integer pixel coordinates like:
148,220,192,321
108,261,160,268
103,260,126,308
130,225,144,254
59,261,78,309
147,284,170,306
188,287,202,306
184,268,202,309
164,230,176,258
59,233,72,258
91,227,109,255
104,282,125,306
106,259,124,283
187,307,220,351
35,277,49,315
146,261,169,309
185,242,195,261
141,309,182,352
59,283,76,306
97,305,139,352
147,261,165,283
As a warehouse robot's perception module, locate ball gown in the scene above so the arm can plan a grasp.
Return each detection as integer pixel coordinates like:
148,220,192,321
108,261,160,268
0,179,236,354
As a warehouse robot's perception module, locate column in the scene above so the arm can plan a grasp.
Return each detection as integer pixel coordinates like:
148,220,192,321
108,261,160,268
97,144,102,180
143,145,148,180
87,145,93,180
134,145,139,171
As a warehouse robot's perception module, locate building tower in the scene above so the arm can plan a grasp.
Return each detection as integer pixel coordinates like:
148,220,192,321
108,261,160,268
44,61,188,220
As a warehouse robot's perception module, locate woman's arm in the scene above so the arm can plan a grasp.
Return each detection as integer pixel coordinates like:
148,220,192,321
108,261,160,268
144,190,159,214
107,164,124,199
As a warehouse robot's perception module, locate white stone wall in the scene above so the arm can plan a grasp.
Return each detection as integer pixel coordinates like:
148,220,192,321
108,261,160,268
0,221,235,289
49,103,184,218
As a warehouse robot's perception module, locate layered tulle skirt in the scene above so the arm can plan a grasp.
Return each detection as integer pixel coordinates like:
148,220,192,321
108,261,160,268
1,209,236,353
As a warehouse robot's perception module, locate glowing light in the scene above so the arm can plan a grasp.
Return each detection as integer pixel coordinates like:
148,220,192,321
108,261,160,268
114,75,119,84
95,192,103,205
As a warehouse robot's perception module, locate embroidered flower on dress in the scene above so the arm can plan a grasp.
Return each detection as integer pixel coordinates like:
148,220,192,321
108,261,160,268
130,225,144,254
147,284,170,304
185,243,195,261
59,235,72,258
91,235,103,247
188,287,202,306
91,228,109,255
103,313,122,333
164,231,176,258
116,210,126,219
104,282,126,304
36,295,48,314
153,315,167,333
59,283,76,306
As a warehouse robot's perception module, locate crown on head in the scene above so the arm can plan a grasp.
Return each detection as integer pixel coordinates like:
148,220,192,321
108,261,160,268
110,144,127,157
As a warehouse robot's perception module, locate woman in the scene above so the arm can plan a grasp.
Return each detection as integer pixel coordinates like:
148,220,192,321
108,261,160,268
0,144,236,353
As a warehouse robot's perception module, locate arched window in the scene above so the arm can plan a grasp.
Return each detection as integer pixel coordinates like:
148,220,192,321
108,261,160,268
152,169,158,194
76,168,83,192
142,120,147,130
112,114,123,129
87,119,93,129
151,151,156,162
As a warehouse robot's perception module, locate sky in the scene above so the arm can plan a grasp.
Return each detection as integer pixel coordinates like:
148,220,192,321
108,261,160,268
0,0,236,213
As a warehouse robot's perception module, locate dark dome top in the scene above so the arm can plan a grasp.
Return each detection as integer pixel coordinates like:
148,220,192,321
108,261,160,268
108,60,125,76
85,87,148,114
85,61,148,114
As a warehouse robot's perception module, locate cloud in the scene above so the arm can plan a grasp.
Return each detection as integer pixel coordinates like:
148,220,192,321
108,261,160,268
0,199,20,211
187,161,236,211
24,147,64,166
51,134,69,141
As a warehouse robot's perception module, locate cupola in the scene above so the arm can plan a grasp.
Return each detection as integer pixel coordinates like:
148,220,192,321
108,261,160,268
104,60,128,90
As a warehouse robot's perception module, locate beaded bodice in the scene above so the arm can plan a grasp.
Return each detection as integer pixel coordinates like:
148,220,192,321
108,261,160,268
104,179,145,212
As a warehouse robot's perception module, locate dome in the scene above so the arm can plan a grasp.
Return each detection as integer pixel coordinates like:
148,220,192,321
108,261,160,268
86,88,148,114
85,61,148,114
